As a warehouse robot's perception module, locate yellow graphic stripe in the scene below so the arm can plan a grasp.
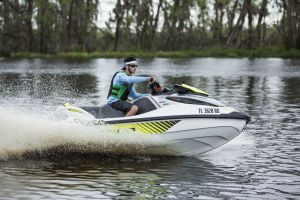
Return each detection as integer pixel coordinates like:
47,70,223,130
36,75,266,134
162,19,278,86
113,120,180,134
138,123,155,133
164,121,174,127
156,121,169,130
181,84,208,95
146,123,163,133
152,122,167,132
160,121,172,128
135,124,150,133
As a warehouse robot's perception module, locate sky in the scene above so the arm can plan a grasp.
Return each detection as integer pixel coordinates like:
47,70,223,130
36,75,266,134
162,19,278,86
98,0,115,27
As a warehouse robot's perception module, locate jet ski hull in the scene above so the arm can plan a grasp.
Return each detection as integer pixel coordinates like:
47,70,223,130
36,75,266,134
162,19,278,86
155,118,247,156
104,117,248,156
55,90,250,156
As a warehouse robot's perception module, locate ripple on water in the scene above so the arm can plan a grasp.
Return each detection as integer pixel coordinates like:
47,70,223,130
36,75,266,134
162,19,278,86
0,58,300,199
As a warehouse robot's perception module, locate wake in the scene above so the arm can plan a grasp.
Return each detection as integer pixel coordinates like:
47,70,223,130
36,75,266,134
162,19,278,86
0,107,169,160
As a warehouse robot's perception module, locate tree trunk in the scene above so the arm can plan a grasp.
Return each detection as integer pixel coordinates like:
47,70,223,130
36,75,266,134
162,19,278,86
282,0,300,49
226,0,248,47
26,0,34,52
256,0,267,47
2,0,11,55
67,0,75,50
227,0,239,40
213,0,220,43
247,0,253,49
12,0,20,52
140,0,153,49
219,4,224,44
167,0,180,49
150,0,163,50
113,0,125,51
38,1,47,53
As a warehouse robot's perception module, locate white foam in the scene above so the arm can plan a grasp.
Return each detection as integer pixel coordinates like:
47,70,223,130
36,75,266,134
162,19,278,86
0,107,167,160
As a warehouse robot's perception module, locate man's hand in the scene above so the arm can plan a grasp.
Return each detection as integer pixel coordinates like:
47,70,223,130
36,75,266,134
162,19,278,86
149,76,156,83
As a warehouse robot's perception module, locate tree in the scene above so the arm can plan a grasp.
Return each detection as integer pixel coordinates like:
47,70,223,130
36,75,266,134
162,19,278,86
112,0,126,51
226,0,248,47
0,0,298,55
280,0,300,49
256,0,268,47
25,0,34,52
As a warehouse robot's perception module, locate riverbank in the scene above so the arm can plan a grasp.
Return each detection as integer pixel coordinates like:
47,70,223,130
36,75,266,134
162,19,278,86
6,48,300,59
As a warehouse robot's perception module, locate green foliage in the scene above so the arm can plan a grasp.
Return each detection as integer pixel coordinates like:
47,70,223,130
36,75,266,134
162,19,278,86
0,0,299,56
11,48,300,59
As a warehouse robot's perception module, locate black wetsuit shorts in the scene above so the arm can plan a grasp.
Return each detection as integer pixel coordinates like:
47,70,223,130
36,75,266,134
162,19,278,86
111,100,133,113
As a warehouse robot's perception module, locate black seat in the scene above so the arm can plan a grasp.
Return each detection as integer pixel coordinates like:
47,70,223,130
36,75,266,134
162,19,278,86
133,97,158,115
80,97,159,119
80,105,125,118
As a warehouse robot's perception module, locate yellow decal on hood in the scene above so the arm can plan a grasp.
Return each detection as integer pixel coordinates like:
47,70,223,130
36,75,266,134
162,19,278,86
113,120,180,134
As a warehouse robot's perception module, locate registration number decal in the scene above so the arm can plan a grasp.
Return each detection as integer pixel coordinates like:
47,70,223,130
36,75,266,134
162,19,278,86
199,108,220,114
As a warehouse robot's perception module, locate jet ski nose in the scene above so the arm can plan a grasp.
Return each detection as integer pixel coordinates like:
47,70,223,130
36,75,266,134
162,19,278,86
244,113,251,124
226,111,251,124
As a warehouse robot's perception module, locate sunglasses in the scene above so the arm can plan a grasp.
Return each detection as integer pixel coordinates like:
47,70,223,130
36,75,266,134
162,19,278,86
128,64,138,68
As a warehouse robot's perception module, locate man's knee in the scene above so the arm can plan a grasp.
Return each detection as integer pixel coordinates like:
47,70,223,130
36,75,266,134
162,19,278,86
131,105,138,112
125,105,139,117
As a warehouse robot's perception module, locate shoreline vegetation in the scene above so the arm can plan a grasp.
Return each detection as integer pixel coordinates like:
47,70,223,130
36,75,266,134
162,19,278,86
1,1,299,59
8,48,300,59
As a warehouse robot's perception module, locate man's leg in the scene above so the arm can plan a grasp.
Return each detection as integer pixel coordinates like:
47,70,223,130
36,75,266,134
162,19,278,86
125,105,138,117
111,100,138,117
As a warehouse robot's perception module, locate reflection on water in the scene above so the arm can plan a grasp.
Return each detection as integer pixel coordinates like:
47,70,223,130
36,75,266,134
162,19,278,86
0,157,257,199
0,58,299,199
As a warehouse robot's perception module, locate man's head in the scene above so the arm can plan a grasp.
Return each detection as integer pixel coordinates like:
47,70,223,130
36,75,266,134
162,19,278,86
122,57,138,75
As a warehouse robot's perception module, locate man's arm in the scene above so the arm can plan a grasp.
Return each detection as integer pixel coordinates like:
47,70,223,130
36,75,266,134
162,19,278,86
130,87,149,99
117,73,149,83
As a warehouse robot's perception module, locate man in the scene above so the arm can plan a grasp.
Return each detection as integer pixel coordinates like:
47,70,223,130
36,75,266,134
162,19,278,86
107,57,154,117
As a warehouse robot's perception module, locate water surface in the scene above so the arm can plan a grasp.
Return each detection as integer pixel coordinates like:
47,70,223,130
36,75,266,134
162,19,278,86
0,58,299,199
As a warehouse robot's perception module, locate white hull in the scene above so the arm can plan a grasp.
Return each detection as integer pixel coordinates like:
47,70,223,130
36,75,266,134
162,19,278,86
155,118,246,156
100,117,248,156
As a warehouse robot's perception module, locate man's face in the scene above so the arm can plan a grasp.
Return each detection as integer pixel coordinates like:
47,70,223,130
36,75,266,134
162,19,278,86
127,64,138,74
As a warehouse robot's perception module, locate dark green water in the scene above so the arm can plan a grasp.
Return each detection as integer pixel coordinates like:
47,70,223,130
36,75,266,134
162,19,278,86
0,58,299,199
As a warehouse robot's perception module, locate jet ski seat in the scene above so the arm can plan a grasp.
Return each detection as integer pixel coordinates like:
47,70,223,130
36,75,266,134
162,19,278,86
80,96,159,119
80,105,125,118
134,96,159,114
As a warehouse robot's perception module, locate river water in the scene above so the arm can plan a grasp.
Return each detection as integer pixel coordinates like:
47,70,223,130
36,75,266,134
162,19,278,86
0,58,299,199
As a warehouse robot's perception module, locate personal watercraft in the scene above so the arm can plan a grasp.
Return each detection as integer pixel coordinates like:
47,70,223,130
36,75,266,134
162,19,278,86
55,83,250,156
